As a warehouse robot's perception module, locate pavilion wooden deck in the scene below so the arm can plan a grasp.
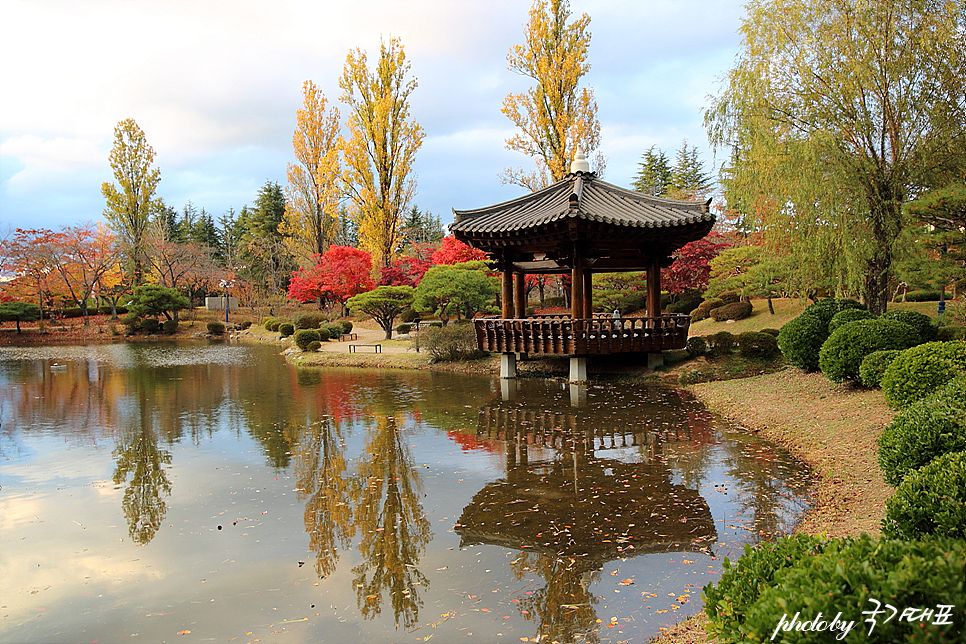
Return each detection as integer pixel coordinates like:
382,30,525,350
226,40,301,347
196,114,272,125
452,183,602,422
474,313,691,356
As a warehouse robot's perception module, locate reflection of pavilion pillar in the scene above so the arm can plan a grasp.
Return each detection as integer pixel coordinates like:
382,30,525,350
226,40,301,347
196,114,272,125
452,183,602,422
647,256,664,370
569,383,587,407
500,378,518,400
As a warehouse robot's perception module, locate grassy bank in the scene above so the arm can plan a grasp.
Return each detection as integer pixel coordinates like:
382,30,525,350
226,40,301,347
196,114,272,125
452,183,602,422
649,367,896,643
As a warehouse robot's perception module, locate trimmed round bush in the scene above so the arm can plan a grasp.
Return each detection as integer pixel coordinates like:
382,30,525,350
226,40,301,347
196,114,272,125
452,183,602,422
858,349,901,388
264,318,278,331
293,329,321,351
686,335,707,357
395,323,412,335
141,318,161,334
278,322,295,337
827,308,875,334
294,313,325,330
306,340,322,352
800,298,866,326
881,340,966,408
316,326,331,341
239,320,252,330
882,451,966,540
938,326,966,341
339,320,353,334
818,318,919,383
759,328,780,337
422,324,482,361
905,289,942,302
324,323,343,340
877,377,966,485
268,320,282,332
777,313,828,371
736,331,778,359
707,331,736,356
162,319,179,335
710,301,753,322
694,298,724,318
736,536,966,642
399,308,418,323
880,309,937,343
206,320,225,335
717,291,741,305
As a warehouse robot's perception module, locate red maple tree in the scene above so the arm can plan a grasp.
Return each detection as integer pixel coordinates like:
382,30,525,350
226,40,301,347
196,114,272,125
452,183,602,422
288,245,374,310
377,254,433,287
430,236,489,265
661,232,730,294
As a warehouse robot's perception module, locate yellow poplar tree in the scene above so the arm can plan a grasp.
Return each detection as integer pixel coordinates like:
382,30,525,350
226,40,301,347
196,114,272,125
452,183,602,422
502,0,602,191
101,118,162,286
340,37,425,269
281,80,343,266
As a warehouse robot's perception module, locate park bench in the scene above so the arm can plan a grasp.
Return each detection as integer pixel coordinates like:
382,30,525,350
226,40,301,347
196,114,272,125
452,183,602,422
339,332,358,341
348,344,382,353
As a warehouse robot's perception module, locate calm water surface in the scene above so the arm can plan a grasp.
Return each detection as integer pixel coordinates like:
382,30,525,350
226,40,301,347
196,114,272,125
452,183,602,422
0,342,811,644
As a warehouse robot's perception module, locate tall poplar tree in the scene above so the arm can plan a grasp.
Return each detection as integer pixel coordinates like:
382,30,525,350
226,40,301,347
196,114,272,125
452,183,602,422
502,0,602,190
101,118,162,285
340,37,425,269
281,80,343,267
706,0,966,314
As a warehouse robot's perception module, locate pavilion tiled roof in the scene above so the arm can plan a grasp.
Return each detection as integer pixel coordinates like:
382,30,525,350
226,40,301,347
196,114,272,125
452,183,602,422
451,171,714,235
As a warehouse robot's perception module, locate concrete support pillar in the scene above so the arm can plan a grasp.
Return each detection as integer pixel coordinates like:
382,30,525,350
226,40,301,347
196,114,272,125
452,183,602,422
501,352,517,379
569,356,587,382
514,271,526,318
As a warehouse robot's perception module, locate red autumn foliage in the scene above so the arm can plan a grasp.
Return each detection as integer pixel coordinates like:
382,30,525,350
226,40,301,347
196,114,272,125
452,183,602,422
377,255,433,287
661,232,730,294
288,245,374,306
430,236,489,265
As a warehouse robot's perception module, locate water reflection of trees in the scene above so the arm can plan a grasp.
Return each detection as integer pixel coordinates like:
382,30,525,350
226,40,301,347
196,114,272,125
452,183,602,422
511,551,600,644
112,424,172,545
351,415,431,628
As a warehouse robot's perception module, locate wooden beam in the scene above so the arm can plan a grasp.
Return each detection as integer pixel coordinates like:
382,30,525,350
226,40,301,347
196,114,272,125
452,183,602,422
647,256,661,318
571,258,584,320
502,268,513,318
583,269,593,318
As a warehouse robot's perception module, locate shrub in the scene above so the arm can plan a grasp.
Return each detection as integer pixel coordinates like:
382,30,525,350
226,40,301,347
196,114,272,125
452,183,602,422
399,307,418,323
826,308,876,334
709,301,753,322
858,349,902,388
800,298,866,326
421,324,482,361
316,326,331,342
686,335,707,357
269,320,282,332
904,289,943,302
818,319,919,383
278,323,295,337
206,320,225,335
294,313,325,330
694,298,725,317
293,329,321,351
665,290,703,314
881,341,966,408
395,323,412,335
707,331,736,356
543,296,565,307
718,291,741,305
882,451,966,540
880,309,937,343
704,534,828,641
690,308,709,322
162,319,179,335
141,318,161,334
759,328,780,337
324,323,343,340
737,536,966,643
937,326,966,341
777,314,828,371
877,378,966,485
307,340,322,352
264,318,278,331
239,320,252,330
737,331,779,359
339,320,353,334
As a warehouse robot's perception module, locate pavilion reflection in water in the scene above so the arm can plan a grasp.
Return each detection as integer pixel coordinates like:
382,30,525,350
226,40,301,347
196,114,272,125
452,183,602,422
455,381,718,643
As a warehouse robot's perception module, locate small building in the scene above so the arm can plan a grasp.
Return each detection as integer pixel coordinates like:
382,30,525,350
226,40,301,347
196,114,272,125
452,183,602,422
451,153,715,380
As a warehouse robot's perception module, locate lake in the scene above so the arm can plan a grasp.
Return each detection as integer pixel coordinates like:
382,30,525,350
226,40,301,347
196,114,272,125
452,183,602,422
0,341,811,643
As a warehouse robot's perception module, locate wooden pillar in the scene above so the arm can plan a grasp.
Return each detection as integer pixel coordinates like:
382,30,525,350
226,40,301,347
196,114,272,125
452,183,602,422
514,271,526,318
571,259,584,320
502,268,513,318
583,269,594,318
647,256,662,319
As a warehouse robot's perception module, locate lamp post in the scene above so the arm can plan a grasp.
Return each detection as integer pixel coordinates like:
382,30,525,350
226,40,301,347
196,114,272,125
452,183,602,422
938,244,947,318
219,279,234,324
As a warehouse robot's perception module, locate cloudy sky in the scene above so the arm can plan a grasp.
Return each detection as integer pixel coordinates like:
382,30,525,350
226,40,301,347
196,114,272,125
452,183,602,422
0,0,746,233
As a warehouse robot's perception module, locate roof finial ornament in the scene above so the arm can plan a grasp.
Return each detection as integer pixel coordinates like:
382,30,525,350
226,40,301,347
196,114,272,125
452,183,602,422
570,149,590,174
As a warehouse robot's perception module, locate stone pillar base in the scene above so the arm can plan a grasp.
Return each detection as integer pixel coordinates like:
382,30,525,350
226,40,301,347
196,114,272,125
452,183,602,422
501,352,517,379
569,356,588,382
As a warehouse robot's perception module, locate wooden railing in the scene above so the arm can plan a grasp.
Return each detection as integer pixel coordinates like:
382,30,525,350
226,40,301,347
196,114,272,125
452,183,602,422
474,314,691,355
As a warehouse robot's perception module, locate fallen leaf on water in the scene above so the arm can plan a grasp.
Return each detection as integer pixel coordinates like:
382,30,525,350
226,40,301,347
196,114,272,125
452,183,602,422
177,630,190,635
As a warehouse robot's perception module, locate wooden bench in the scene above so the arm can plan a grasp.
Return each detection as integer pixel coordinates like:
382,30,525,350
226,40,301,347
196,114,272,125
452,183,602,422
339,332,358,341
348,344,382,353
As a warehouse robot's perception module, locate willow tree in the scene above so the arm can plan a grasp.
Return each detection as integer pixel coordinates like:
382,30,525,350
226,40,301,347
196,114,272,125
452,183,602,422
502,0,602,191
102,118,162,285
706,0,966,314
340,37,424,269
281,80,343,266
